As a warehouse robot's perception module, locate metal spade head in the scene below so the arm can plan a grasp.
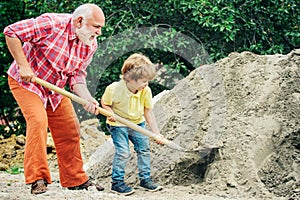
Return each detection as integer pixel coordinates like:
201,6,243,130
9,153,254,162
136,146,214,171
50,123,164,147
184,146,220,157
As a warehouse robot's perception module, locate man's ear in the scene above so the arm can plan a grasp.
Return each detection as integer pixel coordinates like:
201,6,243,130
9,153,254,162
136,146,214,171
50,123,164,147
74,16,83,28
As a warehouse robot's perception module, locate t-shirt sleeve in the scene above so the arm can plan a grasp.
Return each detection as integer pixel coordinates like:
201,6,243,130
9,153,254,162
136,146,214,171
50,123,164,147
102,83,114,106
144,87,153,109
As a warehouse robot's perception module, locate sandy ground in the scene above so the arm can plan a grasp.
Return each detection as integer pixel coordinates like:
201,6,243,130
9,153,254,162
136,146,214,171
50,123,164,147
0,171,250,200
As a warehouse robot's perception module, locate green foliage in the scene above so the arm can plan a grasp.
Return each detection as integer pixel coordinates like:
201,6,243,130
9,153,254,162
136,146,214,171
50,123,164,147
6,164,24,174
0,0,299,137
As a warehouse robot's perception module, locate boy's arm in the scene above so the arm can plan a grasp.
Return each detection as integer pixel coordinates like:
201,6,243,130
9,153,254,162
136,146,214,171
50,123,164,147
101,98,116,122
144,108,164,145
144,108,160,135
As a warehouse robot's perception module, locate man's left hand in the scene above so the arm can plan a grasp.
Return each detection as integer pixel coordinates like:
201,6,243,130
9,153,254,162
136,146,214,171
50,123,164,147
83,99,99,115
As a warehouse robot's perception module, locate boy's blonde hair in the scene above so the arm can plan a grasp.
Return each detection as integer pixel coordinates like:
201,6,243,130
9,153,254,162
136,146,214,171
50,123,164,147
121,53,157,81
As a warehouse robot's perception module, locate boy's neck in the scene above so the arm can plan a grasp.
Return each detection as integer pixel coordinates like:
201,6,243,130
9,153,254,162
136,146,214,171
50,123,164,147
126,81,138,94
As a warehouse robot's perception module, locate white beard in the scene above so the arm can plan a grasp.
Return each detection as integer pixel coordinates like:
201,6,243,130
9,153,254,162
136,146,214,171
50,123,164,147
75,24,96,46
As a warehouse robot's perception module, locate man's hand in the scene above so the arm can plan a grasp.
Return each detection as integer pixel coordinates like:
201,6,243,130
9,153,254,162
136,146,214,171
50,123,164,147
5,36,34,82
73,83,100,115
19,65,35,82
83,98,99,115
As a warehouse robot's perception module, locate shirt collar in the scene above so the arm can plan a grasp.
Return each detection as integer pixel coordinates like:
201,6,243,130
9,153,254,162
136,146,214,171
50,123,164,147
68,18,77,41
120,79,141,97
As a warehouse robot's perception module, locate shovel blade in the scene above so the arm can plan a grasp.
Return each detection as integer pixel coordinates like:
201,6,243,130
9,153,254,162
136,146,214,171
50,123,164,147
184,146,220,157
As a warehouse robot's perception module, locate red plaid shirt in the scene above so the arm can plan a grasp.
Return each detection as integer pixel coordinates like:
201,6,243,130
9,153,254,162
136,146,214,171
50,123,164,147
4,13,98,111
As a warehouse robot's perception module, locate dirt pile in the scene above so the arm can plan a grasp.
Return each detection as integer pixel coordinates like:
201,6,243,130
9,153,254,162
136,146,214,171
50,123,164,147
87,49,299,199
216,50,299,199
0,134,26,172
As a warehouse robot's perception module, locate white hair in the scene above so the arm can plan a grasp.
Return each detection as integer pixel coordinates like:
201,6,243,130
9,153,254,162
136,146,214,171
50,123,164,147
72,4,94,20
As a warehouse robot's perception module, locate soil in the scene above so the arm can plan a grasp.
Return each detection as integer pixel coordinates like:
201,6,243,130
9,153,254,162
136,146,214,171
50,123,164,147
0,49,299,200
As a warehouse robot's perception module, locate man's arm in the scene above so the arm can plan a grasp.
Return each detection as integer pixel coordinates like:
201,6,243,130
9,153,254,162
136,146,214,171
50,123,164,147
73,83,99,115
5,36,34,82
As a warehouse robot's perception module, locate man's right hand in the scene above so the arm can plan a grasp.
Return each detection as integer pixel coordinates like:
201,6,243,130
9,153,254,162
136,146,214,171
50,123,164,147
19,65,35,82
5,36,34,82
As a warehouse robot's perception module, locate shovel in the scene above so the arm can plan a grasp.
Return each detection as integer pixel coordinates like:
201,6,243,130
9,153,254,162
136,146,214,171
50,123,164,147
33,77,195,152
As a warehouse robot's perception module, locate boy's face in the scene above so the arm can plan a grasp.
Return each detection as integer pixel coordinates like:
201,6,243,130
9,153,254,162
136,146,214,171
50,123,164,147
127,78,149,92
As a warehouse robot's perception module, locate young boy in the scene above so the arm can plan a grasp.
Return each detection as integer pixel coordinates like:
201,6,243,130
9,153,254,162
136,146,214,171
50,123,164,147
101,53,163,195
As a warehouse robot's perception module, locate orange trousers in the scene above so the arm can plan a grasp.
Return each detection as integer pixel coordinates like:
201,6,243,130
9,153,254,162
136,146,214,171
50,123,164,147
8,76,88,187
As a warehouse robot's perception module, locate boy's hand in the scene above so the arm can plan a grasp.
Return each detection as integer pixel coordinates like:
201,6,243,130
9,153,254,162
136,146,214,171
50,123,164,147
154,133,165,145
108,115,116,122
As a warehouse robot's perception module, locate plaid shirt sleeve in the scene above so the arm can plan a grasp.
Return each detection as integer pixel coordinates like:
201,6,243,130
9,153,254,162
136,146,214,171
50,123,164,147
68,50,96,90
4,14,56,43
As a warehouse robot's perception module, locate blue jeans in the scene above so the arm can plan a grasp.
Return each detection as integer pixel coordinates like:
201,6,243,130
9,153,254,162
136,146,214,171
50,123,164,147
107,122,151,182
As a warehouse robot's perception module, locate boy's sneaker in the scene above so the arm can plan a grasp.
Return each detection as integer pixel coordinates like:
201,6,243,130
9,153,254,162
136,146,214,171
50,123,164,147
140,179,163,192
111,181,135,196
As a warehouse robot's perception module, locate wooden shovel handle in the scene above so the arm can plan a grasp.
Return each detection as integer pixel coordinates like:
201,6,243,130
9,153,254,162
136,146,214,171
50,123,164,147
33,77,174,144
33,77,112,117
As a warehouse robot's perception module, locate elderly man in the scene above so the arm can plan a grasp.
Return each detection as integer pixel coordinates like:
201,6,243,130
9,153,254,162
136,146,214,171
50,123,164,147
4,3,105,194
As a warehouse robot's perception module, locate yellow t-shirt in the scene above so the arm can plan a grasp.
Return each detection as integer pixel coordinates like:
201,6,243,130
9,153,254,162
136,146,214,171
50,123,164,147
102,79,153,126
